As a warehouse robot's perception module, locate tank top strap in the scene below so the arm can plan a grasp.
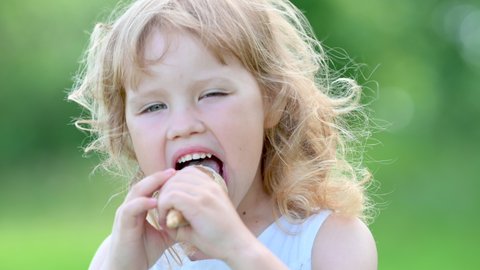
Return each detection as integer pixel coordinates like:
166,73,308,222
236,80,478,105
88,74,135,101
256,209,332,269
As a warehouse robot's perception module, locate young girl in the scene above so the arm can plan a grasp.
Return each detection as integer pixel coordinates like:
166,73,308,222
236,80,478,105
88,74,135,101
70,0,377,269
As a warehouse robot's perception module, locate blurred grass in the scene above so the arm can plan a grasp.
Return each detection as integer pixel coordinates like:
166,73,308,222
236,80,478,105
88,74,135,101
1,219,108,269
369,134,480,269
0,154,119,269
1,0,479,269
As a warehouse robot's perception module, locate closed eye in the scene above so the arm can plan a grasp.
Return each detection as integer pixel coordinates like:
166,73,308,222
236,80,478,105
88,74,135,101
200,90,228,100
142,103,167,113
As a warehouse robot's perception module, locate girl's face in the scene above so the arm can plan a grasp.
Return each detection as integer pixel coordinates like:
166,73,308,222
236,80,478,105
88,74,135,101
125,29,266,208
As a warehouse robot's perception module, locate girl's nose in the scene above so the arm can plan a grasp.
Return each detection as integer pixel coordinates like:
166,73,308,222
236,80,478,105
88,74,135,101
166,109,206,140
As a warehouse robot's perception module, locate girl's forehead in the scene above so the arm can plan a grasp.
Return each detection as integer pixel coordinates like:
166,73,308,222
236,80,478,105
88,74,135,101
143,28,172,62
125,28,236,91
123,28,175,91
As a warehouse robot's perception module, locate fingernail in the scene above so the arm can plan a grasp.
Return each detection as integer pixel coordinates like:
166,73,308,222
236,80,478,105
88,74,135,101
165,168,176,175
149,198,158,206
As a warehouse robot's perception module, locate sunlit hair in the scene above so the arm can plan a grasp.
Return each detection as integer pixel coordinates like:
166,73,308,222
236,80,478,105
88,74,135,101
70,0,373,221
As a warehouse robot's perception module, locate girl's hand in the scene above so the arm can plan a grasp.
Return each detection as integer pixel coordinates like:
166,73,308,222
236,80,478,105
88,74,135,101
155,166,253,261
101,169,176,270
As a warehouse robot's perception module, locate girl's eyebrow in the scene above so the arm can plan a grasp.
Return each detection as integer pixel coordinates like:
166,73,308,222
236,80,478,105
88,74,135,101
190,77,234,89
126,76,236,105
125,86,166,106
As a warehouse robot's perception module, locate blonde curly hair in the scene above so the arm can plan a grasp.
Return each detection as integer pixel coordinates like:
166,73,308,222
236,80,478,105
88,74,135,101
69,0,373,221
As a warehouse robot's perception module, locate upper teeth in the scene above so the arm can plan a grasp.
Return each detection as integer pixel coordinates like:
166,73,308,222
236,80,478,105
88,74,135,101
177,152,213,164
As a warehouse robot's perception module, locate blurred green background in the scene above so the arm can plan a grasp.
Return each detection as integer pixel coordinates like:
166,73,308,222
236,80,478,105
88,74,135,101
1,0,479,269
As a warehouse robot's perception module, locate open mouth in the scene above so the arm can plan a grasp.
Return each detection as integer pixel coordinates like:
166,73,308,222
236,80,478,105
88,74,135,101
175,152,224,178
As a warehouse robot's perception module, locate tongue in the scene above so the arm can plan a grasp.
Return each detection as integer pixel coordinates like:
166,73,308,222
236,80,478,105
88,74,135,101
186,158,222,175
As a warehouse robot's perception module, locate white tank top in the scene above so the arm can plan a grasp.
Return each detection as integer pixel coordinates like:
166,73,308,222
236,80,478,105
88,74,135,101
151,210,331,270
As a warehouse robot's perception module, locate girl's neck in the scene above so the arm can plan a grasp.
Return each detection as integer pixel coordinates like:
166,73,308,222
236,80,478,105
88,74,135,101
237,175,276,237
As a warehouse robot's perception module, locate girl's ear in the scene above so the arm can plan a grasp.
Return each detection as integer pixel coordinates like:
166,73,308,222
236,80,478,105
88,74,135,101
264,94,286,129
122,128,137,160
264,108,282,129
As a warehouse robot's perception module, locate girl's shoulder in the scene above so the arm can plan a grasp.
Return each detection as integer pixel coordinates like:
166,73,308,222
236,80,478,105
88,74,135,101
312,213,378,269
258,210,331,241
259,211,377,269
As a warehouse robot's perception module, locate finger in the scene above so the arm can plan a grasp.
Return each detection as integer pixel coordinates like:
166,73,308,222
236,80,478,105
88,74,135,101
175,166,226,194
146,177,201,231
115,197,158,231
159,168,216,197
186,165,226,187
125,168,176,202
155,190,198,228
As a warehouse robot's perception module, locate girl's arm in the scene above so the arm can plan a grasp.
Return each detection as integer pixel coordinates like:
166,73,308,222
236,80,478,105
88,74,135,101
88,236,111,270
222,233,289,270
312,214,378,270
